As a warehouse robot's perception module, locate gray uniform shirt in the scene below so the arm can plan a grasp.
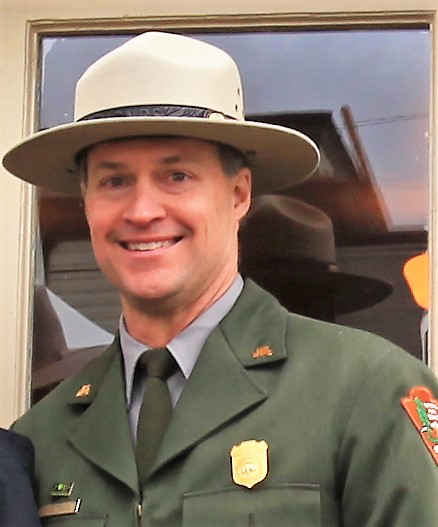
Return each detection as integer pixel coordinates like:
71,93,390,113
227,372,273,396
120,275,244,440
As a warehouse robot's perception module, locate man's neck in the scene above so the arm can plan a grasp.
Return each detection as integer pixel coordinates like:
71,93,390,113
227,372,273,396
121,274,239,347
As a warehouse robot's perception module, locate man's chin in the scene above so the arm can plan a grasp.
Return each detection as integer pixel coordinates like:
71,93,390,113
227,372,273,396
120,285,181,310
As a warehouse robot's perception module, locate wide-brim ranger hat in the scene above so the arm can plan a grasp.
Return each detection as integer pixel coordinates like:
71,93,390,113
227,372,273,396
2,31,320,197
239,195,393,316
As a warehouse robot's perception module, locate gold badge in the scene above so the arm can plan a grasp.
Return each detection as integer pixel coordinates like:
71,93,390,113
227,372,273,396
230,439,269,488
75,384,91,397
252,346,273,359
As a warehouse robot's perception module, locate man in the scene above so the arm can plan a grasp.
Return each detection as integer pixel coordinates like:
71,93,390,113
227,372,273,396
3,31,438,526
0,428,41,526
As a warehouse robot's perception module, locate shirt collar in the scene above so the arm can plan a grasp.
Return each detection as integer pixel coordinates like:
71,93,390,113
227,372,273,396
120,275,244,405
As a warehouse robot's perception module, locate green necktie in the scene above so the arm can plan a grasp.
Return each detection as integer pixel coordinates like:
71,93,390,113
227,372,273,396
135,347,178,483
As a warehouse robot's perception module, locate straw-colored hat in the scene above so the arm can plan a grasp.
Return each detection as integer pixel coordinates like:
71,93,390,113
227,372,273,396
239,195,393,318
2,31,320,196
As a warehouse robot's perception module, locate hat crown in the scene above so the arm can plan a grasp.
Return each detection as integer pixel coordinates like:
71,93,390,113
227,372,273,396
240,195,337,266
74,32,244,122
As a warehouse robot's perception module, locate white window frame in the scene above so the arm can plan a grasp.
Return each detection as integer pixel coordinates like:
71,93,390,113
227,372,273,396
1,0,437,425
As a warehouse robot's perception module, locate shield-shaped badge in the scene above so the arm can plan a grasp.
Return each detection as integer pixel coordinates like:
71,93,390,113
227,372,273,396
230,439,269,489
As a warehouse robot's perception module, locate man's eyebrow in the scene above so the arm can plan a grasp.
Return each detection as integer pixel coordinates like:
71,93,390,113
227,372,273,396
93,155,185,169
93,160,129,170
158,154,183,164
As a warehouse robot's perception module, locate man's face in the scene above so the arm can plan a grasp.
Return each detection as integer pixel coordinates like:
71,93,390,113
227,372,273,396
82,137,251,315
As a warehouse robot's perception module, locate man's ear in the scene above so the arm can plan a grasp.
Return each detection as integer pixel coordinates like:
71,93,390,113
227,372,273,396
80,180,87,197
80,181,92,225
233,168,252,220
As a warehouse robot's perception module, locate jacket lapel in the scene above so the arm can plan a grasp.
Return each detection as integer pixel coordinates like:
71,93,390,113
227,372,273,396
149,280,289,476
67,340,139,494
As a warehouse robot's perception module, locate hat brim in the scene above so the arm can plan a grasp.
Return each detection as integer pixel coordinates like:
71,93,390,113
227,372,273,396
3,117,320,197
241,264,393,315
32,344,108,391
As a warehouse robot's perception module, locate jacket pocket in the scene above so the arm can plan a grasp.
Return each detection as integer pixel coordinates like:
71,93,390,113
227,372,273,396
183,483,320,527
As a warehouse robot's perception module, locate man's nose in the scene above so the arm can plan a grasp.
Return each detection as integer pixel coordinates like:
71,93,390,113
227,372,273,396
122,183,166,224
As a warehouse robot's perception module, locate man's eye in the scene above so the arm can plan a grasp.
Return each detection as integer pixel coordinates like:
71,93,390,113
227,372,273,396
170,171,190,182
103,175,126,187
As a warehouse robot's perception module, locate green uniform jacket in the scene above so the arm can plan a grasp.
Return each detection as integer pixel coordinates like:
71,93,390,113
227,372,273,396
13,280,438,526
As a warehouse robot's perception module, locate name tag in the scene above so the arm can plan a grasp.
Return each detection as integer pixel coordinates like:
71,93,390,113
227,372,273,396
39,499,81,518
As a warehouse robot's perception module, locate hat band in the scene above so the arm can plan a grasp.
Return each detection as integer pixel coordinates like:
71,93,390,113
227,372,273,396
78,105,236,121
241,256,339,274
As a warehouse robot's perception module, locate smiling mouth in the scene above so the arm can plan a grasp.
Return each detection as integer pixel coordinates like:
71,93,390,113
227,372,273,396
121,238,181,251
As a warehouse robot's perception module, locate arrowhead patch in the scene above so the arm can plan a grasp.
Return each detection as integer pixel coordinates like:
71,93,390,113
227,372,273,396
401,385,438,465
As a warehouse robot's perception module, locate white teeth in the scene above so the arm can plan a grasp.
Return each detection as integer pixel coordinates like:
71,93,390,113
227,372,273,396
126,240,174,251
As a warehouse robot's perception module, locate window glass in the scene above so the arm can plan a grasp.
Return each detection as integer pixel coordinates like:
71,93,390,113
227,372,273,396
34,29,430,400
